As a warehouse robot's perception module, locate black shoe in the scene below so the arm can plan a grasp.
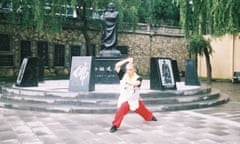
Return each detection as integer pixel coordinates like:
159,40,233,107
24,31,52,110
152,116,157,121
110,125,117,133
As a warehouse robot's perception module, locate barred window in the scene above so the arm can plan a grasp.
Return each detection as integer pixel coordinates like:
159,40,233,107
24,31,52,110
37,41,49,67
54,44,65,66
0,34,10,51
70,45,81,61
0,34,13,67
71,45,81,56
0,55,13,66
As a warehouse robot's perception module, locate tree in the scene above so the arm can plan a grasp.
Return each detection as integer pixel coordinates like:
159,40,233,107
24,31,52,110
175,0,240,82
152,0,180,26
188,34,212,83
210,0,240,36
174,0,213,82
2,0,142,56
174,0,240,37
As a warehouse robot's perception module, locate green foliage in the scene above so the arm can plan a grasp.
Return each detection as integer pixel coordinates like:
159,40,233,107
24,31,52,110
138,0,180,26
3,0,181,35
188,34,212,56
211,0,240,35
152,0,180,25
174,0,240,37
5,0,146,35
114,0,141,30
9,0,68,35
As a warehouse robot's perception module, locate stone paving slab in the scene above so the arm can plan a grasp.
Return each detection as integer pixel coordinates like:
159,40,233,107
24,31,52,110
0,107,240,144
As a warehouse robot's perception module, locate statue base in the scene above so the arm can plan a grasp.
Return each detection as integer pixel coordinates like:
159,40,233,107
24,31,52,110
95,57,123,84
99,49,121,57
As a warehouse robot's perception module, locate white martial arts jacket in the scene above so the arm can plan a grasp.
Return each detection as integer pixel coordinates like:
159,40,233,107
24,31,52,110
117,72,141,111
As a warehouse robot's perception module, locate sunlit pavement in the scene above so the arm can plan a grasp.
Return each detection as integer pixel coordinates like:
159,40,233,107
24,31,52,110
0,81,239,144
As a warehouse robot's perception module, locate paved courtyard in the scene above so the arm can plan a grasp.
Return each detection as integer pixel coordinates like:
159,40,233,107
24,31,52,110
0,81,239,144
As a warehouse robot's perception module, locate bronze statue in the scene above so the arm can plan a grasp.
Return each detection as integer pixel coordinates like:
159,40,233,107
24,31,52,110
99,2,121,57
101,2,118,50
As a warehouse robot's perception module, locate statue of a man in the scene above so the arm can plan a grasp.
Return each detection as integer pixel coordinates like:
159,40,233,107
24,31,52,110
100,2,119,51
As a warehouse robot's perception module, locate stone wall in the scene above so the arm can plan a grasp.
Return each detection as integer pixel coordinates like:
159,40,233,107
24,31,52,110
118,32,187,75
0,24,187,77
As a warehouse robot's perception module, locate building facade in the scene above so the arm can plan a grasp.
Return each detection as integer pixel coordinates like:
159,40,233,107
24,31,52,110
0,23,187,77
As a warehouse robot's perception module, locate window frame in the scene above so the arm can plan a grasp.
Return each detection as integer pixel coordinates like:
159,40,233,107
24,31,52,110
54,44,65,67
37,41,49,67
0,33,14,67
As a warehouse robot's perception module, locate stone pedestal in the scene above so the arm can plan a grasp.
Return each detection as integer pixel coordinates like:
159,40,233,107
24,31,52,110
95,57,123,84
16,57,39,87
150,57,180,90
69,56,95,92
185,59,200,86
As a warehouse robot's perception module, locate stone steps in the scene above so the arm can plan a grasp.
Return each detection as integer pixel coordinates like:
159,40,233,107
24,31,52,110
1,90,220,105
0,80,230,114
0,91,229,114
0,95,229,114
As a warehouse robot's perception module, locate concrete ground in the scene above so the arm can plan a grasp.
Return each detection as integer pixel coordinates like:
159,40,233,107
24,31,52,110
0,81,239,144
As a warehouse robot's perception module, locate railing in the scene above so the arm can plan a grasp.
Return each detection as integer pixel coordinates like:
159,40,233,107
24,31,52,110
122,23,184,37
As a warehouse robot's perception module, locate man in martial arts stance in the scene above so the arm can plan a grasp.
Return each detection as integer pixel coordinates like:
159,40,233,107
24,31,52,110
110,57,157,133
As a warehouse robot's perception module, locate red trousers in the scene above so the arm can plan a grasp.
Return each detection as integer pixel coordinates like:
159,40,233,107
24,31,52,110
112,100,153,128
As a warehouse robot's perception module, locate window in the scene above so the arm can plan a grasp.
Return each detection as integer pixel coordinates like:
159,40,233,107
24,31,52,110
71,45,81,56
0,34,13,67
0,55,13,66
0,34,10,51
37,41,49,67
70,45,81,63
54,44,65,66
20,40,31,65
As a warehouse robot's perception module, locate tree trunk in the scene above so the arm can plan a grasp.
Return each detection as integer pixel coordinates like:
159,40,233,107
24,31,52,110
77,1,93,56
204,47,212,83
82,29,92,56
